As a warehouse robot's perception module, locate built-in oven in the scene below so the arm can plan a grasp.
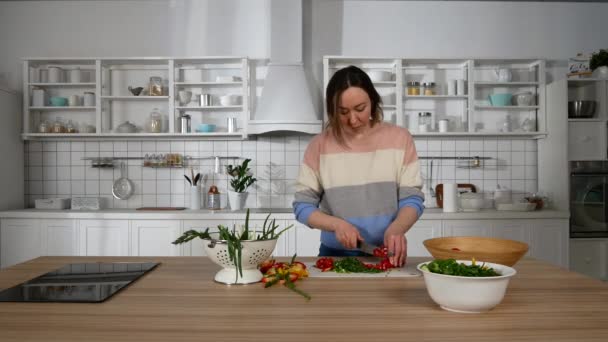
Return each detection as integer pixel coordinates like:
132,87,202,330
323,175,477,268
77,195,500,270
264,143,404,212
571,161,608,238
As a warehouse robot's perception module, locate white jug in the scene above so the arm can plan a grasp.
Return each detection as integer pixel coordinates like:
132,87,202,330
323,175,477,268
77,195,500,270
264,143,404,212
494,68,512,82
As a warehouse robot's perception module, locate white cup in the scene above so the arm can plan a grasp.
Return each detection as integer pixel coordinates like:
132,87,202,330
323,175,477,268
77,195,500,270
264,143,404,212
68,68,81,83
447,80,456,96
456,79,466,96
83,92,95,106
68,95,80,107
32,88,45,107
48,66,62,83
439,119,449,133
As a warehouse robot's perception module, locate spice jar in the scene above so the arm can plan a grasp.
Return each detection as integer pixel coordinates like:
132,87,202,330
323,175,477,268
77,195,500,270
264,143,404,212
422,82,436,96
52,117,66,133
66,120,78,133
147,108,162,133
207,185,221,210
406,81,421,96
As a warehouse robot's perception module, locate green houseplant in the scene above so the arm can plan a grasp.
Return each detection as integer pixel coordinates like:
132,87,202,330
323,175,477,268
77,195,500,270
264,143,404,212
590,49,608,78
226,158,257,211
172,209,291,284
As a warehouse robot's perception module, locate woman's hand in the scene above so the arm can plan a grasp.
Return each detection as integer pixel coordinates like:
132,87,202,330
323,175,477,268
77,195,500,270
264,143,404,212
332,219,363,249
384,225,407,267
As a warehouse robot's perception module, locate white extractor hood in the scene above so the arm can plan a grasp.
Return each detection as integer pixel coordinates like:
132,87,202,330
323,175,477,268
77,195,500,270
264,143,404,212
248,0,322,135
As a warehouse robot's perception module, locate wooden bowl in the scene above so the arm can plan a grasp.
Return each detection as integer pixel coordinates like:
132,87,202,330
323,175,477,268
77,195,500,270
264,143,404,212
423,236,529,266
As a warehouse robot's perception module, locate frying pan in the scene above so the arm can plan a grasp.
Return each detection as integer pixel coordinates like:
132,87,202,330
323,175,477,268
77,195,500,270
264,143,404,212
112,162,134,200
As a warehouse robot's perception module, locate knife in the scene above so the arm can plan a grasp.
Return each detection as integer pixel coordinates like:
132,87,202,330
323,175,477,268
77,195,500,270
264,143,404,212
357,240,380,256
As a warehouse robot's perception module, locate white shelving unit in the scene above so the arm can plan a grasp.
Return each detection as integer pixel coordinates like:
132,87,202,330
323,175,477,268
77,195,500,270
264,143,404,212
567,78,608,160
22,57,251,140
323,56,547,138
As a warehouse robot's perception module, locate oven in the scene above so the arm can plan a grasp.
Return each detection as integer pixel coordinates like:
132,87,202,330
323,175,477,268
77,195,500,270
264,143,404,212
571,161,608,238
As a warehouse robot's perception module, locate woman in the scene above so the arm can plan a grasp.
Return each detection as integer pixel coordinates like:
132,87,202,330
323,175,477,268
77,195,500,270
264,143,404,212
293,65,424,267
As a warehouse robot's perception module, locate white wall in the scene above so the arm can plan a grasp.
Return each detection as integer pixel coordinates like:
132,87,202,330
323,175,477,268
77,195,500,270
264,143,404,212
341,1,608,61
0,0,269,90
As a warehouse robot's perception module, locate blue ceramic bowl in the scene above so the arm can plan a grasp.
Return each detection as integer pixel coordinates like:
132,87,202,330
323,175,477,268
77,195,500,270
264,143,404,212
489,93,512,107
49,96,68,107
196,124,216,133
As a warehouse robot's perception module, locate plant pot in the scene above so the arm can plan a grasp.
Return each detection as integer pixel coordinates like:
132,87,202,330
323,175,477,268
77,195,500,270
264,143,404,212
592,66,608,79
228,191,248,211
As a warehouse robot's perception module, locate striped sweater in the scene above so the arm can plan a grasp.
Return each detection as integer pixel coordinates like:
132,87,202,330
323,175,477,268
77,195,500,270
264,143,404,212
293,122,425,250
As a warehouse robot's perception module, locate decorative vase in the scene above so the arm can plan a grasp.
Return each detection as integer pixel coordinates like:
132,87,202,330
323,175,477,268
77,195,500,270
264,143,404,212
228,191,248,211
592,66,608,79
190,186,201,210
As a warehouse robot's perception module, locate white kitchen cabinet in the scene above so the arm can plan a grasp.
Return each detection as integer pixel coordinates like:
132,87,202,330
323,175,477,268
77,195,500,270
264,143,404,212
42,219,78,257
568,121,607,160
22,57,250,140
528,219,569,268
1,219,43,268
130,220,182,256
324,56,546,138
294,221,321,257
569,238,608,281
181,219,230,256
442,220,492,237
406,220,442,257
78,219,129,256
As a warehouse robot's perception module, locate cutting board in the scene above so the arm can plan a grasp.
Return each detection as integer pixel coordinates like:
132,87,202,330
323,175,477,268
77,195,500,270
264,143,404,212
304,260,420,278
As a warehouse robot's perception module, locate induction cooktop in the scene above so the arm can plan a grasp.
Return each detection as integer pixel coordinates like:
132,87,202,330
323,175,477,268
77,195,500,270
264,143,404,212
0,262,159,303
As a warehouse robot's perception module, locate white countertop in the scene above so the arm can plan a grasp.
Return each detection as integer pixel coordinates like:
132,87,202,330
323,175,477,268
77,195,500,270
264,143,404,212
0,208,570,220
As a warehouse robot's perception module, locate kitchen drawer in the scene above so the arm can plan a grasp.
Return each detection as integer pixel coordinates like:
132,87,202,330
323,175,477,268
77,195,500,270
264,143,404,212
569,239,608,281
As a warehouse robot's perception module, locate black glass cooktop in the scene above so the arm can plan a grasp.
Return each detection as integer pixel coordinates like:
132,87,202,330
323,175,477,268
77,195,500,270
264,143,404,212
0,262,159,303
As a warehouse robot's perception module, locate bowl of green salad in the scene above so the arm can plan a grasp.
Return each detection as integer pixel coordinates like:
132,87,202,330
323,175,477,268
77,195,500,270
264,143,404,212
417,259,516,313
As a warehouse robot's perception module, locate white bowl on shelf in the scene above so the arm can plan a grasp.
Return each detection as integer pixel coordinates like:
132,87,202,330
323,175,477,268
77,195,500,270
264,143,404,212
368,70,392,82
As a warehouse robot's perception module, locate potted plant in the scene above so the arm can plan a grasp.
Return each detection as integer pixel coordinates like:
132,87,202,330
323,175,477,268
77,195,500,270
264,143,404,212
590,49,608,78
172,209,292,284
226,158,257,211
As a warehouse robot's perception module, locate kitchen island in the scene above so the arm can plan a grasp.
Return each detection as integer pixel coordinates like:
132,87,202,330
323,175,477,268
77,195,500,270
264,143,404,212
0,256,606,341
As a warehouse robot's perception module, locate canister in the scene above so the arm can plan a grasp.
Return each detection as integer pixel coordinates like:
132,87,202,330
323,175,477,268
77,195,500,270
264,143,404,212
178,113,191,133
227,117,237,133
32,88,46,107
207,185,221,210
69,68,81,83
48,66,62,83
406,82,420,96
422,82,436,96
200,94,212,107
83,92,95,106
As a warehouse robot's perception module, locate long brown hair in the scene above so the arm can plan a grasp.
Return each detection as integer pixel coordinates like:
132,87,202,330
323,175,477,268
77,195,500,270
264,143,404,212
325,65,383,146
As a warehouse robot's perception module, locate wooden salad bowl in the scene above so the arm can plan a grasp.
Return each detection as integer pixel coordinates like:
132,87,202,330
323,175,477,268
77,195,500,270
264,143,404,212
423,236,529,267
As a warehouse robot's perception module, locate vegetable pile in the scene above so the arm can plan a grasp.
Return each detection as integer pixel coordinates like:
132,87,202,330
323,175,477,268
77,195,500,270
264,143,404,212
314,245,397,273
259,255,311,300
420,258,501,277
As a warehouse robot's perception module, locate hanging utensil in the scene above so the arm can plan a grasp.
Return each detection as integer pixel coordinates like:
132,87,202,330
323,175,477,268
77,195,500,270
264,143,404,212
112,162,134,200
193,173,201,186
184,175,192,186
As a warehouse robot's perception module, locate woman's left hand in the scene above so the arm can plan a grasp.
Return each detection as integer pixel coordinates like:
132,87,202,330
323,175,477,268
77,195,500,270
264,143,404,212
384,225,407,267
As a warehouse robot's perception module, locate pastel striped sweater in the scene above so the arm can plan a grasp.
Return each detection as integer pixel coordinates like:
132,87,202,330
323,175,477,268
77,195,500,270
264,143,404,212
293,122,425,250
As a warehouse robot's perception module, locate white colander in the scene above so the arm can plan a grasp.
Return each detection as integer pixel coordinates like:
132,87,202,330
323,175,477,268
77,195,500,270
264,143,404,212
204,236,278,284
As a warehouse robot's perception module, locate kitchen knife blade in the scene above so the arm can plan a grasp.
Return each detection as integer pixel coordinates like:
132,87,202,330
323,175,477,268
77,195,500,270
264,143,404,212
357,241,380,256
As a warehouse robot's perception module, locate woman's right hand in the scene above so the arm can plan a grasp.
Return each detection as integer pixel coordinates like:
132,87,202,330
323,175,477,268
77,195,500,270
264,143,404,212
332,219,363,249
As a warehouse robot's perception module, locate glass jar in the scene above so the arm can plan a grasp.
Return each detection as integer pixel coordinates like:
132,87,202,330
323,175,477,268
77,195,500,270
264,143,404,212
38,120,51,133
66,120,78,133
422,82,436,96
418,112,432,132
406,81,421,96
147,108,162,133
52,117,65,133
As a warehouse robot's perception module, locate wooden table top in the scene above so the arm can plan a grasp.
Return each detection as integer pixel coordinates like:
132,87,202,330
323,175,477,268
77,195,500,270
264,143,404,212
0,256,607,342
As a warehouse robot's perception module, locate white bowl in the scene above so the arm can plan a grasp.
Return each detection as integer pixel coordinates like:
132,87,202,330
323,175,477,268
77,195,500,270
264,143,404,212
368,70,392,82
460,197,485,211
219,94,242,106
417,260,516,313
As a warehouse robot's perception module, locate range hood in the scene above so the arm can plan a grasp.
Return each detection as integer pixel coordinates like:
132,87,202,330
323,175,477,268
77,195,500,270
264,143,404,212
248,0,322,135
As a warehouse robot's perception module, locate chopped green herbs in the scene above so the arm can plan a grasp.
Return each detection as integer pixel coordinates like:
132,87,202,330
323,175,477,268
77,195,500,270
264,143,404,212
332,257,383,273
420,259,500,277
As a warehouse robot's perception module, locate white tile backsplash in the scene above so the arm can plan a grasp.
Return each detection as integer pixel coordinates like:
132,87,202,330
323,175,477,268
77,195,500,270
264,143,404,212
24,137,538,208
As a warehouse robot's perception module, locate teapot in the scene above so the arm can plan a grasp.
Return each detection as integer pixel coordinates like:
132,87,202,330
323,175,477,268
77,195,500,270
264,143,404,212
494,68,512,82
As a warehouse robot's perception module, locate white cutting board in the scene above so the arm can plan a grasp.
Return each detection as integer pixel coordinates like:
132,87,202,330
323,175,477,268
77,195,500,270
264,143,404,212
304,260,421,278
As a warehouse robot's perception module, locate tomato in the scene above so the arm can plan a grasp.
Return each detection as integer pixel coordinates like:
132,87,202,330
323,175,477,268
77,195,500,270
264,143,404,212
373,245,389,258
451,247,461,252
315,257,334,271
